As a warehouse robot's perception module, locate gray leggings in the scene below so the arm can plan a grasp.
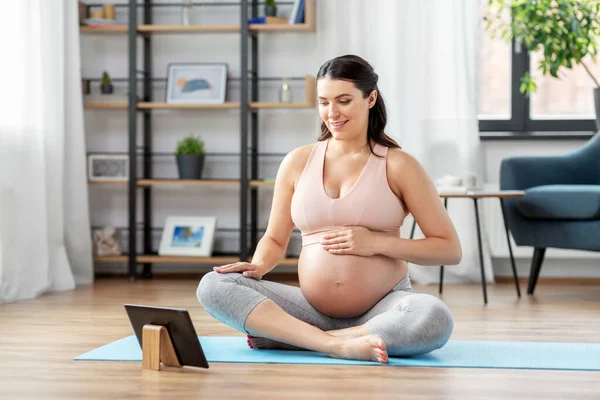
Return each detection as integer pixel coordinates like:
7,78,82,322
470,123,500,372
197,271,453,357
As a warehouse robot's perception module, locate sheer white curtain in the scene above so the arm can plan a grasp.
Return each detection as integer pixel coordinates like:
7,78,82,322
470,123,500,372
0,1,93,303
317,0,493,285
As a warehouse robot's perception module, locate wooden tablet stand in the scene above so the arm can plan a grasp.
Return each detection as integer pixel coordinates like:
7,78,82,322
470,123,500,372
142,324,182,371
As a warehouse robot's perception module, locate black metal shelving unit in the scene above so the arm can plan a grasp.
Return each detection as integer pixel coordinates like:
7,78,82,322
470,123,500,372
80,0,314,280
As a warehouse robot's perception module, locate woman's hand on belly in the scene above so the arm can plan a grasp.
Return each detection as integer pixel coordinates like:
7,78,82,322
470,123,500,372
320,226,378,257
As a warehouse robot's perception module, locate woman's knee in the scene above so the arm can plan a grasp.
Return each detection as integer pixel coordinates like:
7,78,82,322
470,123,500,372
196,271,240,310
410,293,454,347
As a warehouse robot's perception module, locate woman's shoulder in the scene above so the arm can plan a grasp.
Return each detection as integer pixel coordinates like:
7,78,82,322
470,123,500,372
281,143,318,171
386,147,419,171
276,143,319,185
385,147,428,189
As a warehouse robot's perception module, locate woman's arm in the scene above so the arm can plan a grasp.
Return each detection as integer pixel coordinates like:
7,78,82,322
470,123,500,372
378,149,461,265
248,146,310,273
215,146,312,279
320,149,462,266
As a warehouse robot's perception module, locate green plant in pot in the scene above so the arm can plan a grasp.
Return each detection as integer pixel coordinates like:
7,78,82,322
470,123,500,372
175,135,205,180
265,0,277,17
100,71,114,94
486,0,600,129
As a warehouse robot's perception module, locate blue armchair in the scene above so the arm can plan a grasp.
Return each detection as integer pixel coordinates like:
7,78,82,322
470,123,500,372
500,132,600,294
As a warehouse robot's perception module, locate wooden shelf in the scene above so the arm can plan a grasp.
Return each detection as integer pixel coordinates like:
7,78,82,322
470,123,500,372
250,180,275,187
250,102,313,109
94,255,240,264
138,24,239,34
89,179,239,186
136,24,313,34
136,255,240,264
137,179,240,186
137,255,298,265
81,23,312,35
84,103,128,109
136,101,314,110
88,180,127,185
136,0,313,34
94,255,128,263
80,25,128,34
80,1,314,35
83,74,316,111
94,254,298,265
137,102,240,110
250,23,313,32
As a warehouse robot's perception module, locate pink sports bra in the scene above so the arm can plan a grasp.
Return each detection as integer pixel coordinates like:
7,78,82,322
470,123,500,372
291,140,408,247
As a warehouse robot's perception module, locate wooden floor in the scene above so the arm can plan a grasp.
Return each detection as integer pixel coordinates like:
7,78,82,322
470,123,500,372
1,275,600,400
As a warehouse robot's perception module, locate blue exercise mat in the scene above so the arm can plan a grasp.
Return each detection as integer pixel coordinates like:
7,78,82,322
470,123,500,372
74,336,600,371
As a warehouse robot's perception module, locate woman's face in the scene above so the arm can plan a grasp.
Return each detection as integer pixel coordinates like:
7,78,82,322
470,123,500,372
317,77,376,141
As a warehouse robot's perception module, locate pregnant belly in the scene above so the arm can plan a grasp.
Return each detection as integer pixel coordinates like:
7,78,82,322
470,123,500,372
297,244,407,318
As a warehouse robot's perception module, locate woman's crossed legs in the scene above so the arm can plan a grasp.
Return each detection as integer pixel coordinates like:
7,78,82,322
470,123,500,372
197,271,453,363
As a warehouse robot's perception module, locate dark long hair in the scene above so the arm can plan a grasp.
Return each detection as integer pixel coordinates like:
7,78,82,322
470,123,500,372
316,54,401,154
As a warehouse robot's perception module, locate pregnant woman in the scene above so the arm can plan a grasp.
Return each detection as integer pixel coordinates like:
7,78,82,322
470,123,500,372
197,55,461,364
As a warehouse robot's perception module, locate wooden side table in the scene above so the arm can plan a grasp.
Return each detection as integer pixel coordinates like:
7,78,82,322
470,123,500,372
409,190,525,304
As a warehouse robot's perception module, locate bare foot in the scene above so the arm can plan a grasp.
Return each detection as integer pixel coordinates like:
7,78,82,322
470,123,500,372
329,335,388,364
246,324,369,351
247,335,303,350
247,334,388,363
326,325,369,338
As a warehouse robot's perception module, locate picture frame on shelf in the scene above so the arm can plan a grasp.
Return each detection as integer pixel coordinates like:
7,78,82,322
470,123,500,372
158,216,217,257
88,154,129,182
165,63,228,104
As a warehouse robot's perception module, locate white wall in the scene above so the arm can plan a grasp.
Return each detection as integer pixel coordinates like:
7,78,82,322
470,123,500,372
82,1,598,278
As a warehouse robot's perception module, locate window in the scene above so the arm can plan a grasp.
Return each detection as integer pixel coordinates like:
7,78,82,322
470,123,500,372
478,20,597,135
530,50,600,120
478,23,511,120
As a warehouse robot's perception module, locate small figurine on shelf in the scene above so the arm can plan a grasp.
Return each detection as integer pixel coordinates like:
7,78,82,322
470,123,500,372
93,227,122,256
279,77,291,103
265,0,277,16
181,0,195,26
100,71,114,94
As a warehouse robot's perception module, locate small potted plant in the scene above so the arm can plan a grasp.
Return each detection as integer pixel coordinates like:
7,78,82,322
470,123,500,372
265,0,277,17
100,71,114,94
175,134,205,179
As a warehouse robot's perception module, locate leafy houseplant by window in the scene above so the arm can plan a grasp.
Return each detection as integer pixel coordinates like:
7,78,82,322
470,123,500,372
486,0,600,127
100,71,114,94
175,135,205,179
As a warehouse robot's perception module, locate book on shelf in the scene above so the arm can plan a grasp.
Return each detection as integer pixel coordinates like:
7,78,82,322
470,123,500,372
288,0,305,24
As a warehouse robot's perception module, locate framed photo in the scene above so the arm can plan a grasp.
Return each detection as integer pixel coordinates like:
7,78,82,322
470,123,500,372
166,63,228,104
88,154,129,182
158,216,217,257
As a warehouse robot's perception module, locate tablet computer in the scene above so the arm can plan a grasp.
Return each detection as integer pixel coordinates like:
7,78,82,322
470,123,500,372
124,304,209,369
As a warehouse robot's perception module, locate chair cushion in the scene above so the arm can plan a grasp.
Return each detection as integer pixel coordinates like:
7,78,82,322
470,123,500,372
516,185,600,220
